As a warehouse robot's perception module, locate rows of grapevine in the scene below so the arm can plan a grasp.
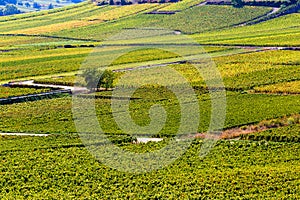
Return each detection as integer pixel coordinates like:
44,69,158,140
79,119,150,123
0,35,74,48
171,50,300,91
0,91,299,134
48,5,272,40
0,3,161,35
158,0,205,11
0,45,233,83
254,80,300,94
241,124,300,142
0,86,50,98
34,76,77,86
0,1,88,22
0,135,299,198
193,13,300,46
0,47,92,81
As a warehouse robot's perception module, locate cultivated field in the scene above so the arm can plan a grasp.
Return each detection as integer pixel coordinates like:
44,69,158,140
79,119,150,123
0,0,299,198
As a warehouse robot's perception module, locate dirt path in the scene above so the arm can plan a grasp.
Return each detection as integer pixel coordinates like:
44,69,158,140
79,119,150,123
0,132,49,137
8,80,88,94
195,113,300,140
235,7,280,27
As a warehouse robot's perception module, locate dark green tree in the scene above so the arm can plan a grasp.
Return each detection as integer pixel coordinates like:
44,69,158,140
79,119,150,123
109,0,114,5
3,4,20,15
232,0,244,7
82,69,115,91
48,3,54,9
100,70,114,90
33,2,41,9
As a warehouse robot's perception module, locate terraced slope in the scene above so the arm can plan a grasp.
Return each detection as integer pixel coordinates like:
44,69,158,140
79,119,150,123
194,12,300,46
0,3,272,41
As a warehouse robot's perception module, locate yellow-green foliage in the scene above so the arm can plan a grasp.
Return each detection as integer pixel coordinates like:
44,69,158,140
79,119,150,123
0,3,161,35
159,0,205,11
171,50,300,89
193,13,300,46
0,86,50,98
254,80,300,94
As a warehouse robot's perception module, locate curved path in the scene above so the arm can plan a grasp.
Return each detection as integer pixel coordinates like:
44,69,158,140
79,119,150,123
0,132,164,143
0,132,49,137
8,80,88,94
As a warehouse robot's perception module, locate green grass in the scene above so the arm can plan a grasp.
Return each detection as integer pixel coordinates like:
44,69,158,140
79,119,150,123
0,135,299,198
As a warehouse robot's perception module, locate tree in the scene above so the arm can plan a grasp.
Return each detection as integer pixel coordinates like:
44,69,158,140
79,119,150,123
121,0,127,5
71,0,82,3
81,68,115,91
100,70,114,91
0,8,3,16
109,0,114,5
48,3,54,9
25,2,30,7
231,0,244,7
3,4,20,15
33,2,41,9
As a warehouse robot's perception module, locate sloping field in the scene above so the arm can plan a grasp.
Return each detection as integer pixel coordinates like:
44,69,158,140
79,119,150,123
49,5,271,40
0,1,299,198
0,136,299,198
194,12,300,46
0,3,163,35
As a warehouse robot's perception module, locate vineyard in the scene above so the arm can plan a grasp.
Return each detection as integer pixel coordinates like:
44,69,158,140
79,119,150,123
47,5,272,40
194,13,300,46
0,86,50,98
241,124,300,142
0,135,299,198
0,0,299,198
0,92,299,134
254,80,300,94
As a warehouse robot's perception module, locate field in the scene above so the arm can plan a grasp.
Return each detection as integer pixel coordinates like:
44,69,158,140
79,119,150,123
0,92,299,135
0,136,299,198
194,13,300,46
0,0,300,198
47,5,272,40
0,86,50,98
254,80,300,94
241,124,300,142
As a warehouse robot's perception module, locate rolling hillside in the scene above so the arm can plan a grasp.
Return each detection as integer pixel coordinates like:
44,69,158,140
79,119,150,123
0,0,299,198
